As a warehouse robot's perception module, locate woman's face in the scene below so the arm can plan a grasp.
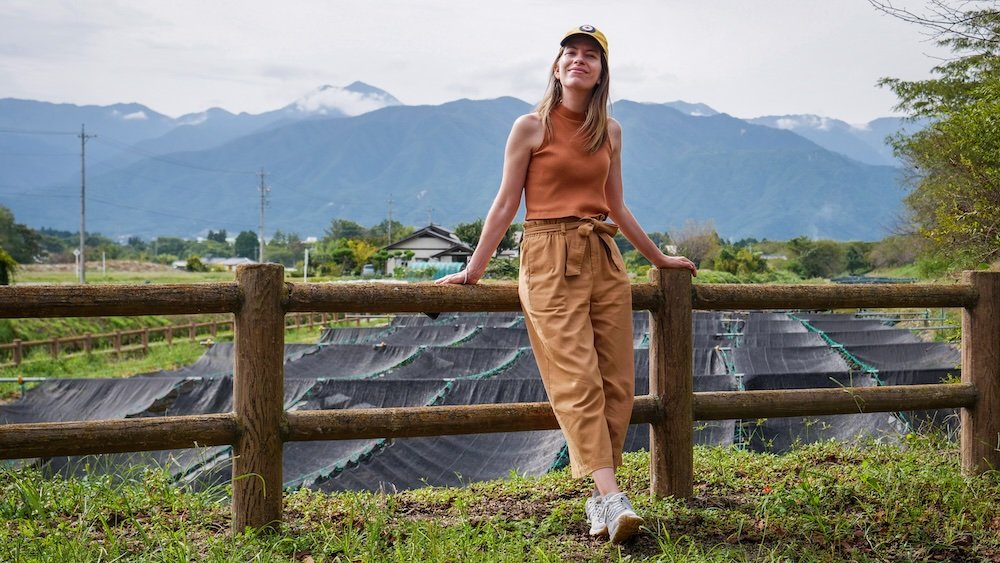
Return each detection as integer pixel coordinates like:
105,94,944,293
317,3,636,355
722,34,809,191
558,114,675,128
555,36,604,91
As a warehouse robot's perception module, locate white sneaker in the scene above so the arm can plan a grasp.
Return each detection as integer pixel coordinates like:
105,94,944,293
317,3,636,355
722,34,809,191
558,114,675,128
584,492,608,536
604,492,644,544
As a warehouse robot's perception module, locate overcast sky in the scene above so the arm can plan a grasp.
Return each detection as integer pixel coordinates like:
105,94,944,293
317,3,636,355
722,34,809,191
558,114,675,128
1,0,953,124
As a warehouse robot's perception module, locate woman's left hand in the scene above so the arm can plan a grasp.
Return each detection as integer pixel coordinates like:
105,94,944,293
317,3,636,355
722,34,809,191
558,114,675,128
434,270,474,285
655,255,698,277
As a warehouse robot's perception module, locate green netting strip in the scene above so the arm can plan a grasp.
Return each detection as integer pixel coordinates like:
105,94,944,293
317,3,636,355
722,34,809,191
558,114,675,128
548,443,570,472
787,313,913,431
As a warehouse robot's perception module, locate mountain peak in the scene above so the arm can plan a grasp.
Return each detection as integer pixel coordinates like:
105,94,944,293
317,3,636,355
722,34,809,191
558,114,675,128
291,83,402,117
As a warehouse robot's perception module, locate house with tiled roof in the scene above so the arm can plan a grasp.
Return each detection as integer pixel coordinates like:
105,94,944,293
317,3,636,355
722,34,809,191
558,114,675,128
383,224,472,274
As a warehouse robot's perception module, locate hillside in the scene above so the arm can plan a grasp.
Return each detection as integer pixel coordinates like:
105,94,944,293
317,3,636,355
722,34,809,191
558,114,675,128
6,98,904,241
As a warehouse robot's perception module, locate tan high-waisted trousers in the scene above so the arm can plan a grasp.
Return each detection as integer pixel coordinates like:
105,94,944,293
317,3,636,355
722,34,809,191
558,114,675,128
518,216,635,478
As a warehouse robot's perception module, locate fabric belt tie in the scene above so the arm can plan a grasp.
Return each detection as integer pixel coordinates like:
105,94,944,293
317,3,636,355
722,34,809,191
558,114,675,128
518,217,620,277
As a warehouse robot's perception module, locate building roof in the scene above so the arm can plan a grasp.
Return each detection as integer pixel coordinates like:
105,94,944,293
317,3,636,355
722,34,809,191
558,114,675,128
384,224,472,253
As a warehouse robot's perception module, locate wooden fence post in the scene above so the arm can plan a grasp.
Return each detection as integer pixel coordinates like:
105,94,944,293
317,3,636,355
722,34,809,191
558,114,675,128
189,323,196,341
232,264,285,532
648,268,694,498
114,331,122,358
13,339,21,366
961,271,1000,474
166,326,172,346
141,328,149,353
84,333,92,354
50,338,59,359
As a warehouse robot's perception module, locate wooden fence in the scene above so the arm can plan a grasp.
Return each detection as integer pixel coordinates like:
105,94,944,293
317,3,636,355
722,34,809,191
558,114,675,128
0,312,380,367
0,265,996,533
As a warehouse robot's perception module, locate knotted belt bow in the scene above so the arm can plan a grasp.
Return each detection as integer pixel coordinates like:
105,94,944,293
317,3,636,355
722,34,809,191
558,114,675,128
524,217,625,276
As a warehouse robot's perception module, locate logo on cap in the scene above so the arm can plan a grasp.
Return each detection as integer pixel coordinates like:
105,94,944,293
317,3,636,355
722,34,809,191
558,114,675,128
579,25,596,32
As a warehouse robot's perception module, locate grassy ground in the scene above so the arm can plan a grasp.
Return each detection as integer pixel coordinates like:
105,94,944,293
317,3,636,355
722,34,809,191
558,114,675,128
2,435,997,562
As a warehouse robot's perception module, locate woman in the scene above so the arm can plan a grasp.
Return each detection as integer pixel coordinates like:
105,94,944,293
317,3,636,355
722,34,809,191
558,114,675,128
436,24,697,544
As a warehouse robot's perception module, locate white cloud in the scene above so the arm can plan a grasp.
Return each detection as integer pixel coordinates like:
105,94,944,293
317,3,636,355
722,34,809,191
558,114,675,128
295,88,388,116
179,112,209,126
775,116,833,131
121,110,148,121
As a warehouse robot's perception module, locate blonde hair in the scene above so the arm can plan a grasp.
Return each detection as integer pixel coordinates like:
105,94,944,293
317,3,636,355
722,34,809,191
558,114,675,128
535,46,611,154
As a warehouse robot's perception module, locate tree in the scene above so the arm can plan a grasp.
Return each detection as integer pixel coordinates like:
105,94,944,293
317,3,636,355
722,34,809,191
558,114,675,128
454,219,484,249
671,219,721,267
0,206,41,263
0,248,17,285
126,236,147,252
874,1,1000,266
324,219,366,242
845,243,874,275
347,239,378,273
154,236,187,257
206,229,228,244
790,240,847,279
714,246,769,276
454,219,520,257
234,231,259,259
186,256,207,272
368,220,413,246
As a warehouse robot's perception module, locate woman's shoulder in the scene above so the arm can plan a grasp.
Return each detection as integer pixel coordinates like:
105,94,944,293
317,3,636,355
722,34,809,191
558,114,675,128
509,112,545,149
512,112,543,130
607,117,622,135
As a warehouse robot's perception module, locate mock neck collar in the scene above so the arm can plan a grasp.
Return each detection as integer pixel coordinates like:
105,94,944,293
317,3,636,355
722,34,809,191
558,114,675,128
554,103,586,122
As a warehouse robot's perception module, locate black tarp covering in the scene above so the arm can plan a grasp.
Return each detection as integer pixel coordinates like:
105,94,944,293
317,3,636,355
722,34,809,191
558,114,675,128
40,377,319,483
843,343,959,371
456,327,533,349
313,378,566,492
374,347,522,381
318,327,394,345
282,379,452,489
136,343,319,378
3,311,965,490
746,412,906,453
376,325,480,346
283,344,421,379
0,378,182,423
822,330,924,346
742,319,809,334
804,319,897,332
740,332,827,348
732,346,851,377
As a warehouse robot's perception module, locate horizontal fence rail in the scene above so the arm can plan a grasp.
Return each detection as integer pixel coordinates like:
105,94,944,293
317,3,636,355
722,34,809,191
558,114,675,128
0,383,978,459
0,265,996,535
0,283,239,318
692,283,979,310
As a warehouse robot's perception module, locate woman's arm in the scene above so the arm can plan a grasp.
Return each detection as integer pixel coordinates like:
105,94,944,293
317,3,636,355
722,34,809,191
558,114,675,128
604,119,697,276
436,113,542,285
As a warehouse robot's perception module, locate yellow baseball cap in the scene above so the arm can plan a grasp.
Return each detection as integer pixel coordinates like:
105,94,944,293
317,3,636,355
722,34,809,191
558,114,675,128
560,24,608,57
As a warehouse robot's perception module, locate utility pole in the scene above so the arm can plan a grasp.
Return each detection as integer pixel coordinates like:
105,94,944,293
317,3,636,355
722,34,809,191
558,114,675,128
386,194,394,246
258,169,269,263
78,124,96,284
426,207,434,226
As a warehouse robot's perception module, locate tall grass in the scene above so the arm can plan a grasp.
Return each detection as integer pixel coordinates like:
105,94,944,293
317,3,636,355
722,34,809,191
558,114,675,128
2,435,997,561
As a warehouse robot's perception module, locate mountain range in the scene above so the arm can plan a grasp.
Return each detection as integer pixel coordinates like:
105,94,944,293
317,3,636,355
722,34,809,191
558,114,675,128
0,82,915,241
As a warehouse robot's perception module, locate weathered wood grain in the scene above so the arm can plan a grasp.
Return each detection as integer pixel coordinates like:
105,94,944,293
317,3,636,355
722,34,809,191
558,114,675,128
961,271,1000,474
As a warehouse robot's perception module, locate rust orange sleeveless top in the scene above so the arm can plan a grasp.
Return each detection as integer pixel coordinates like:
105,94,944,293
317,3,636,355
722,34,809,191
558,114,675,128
524,104,611,220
